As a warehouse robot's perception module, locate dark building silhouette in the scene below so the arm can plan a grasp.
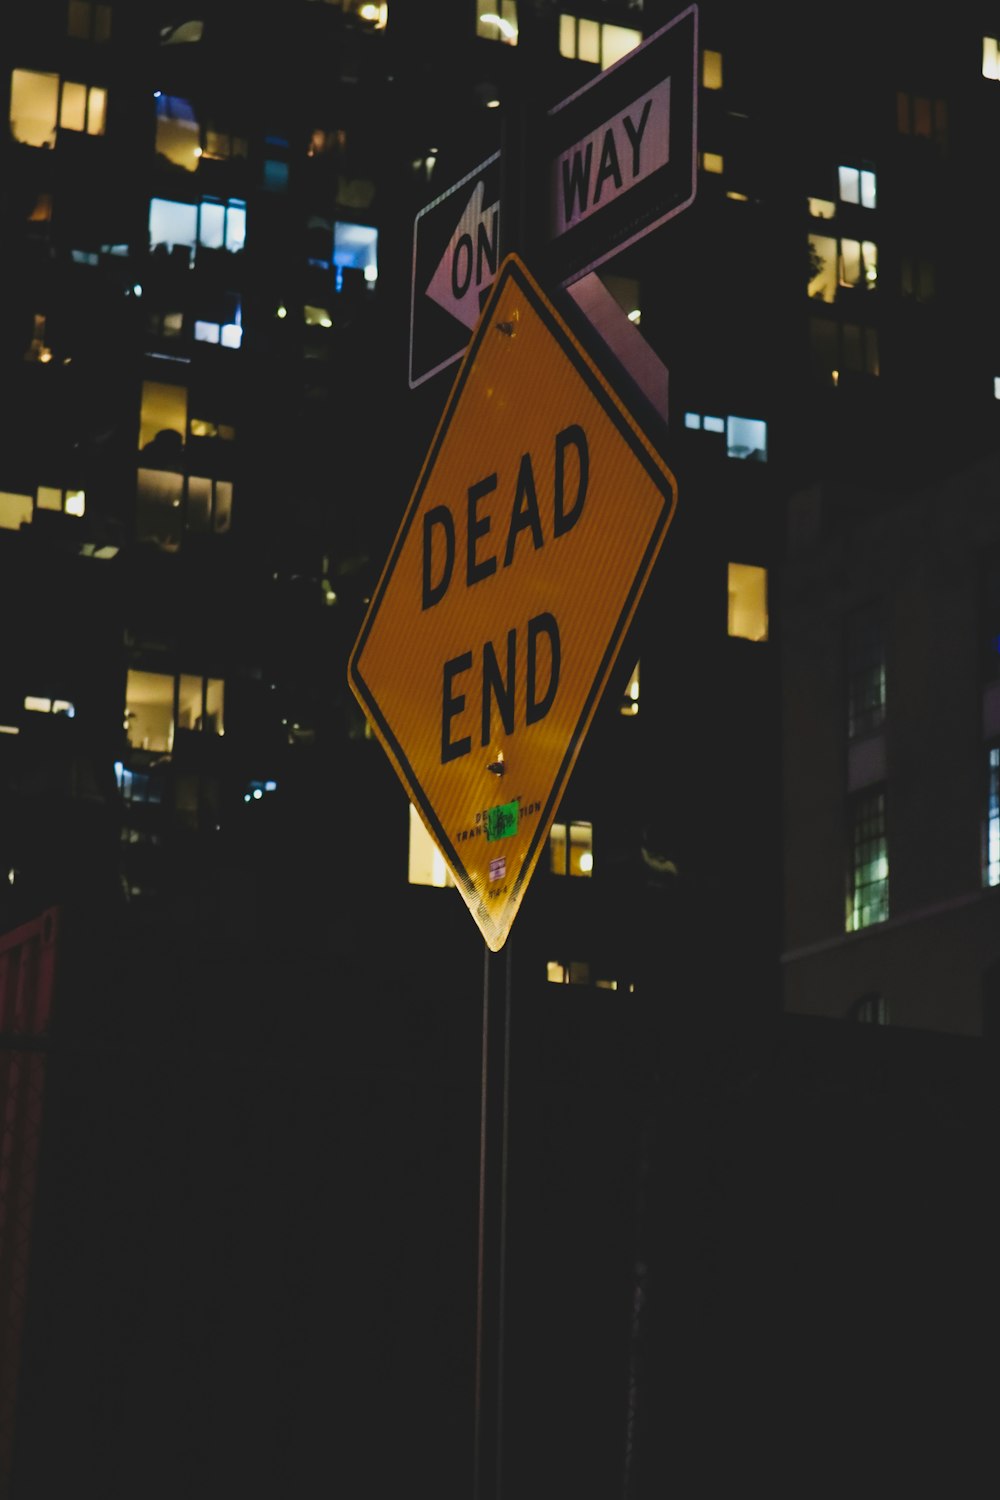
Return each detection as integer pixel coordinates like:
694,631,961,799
0,4,997,1497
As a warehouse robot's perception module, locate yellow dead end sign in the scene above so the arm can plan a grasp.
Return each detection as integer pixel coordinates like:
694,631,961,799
349,253,678,950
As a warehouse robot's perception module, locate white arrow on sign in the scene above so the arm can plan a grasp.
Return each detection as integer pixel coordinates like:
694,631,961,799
425,179,501,331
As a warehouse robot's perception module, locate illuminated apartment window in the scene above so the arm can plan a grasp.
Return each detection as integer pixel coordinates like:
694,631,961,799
155,94,201,172
896,91,947,144
701,151,723,174
620,661,640,716
0,492,33,531
124,669,224,753
333,222,378,290
68,1,112,41
838,165,877,209
985,747,1000,888
138,382,235,450
847,604,886,740
550,820,594,876
194,295,242,347
202,123,248,162
984,36,1000,79
727,563,768,642
9,69,106,147
36,485,85,517
24,312,53,364
148,196,246,262
559,15,640,68
726,415,767,461
136,470,232,549
478,3,518,44
343,1,387,24
808,197,836,220
846,787,889,931
901,255,934,302
547,960,592,985
808,234,878,301
702,49,723,89
408,803,456,888
24,696,75,717
139,380,188,450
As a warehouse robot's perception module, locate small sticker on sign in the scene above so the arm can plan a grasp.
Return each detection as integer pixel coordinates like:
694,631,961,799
486,800,519,841
489,856,506,883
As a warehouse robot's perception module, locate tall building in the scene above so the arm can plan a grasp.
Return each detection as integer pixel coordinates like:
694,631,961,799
1,3,996,1495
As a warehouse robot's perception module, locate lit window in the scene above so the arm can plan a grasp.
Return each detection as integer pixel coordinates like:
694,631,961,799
846,788,889,931
683,412,701,429
333,221,378,289
847,604,886,741
478,4,518,44
23,694,76,717
125,669,224,753
726,415,767,461
550,820,593,876
808,197,836,220
838,165,877,209
139,380,188,451
0,491,33,531
8,68,105,146
36,485,85,517
148,195,246,259
808,234,878,301
136,469,232,548
621,661,640,716
984,36,1000,80
546,960,592,985
703,414,724,433
559,14,640,68
702,49,723,89
727,563,768,642
701,151,723,174
986,747,1000,888
155,94,200,172
408,803,455,887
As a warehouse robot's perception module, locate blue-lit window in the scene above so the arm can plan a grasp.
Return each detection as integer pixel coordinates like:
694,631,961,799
986,747,1000,888
846,788,889,932
683,411,767,459
333,221,378,290
149,196,246,261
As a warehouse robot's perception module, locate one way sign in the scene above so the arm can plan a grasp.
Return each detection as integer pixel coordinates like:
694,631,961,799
410,152,502,389
546,3,697,288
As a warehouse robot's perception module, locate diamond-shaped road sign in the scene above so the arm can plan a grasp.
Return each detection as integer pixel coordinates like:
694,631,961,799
350,253,678,950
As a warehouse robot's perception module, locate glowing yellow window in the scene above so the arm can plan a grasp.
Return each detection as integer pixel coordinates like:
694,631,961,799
550,820,594,876
728,563,768,642
702,49,723,89
408,803,455,887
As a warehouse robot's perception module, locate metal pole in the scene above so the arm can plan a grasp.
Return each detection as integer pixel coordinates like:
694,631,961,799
473,938,513,1500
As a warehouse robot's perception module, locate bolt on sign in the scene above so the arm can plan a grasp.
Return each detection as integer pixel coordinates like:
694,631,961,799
349,254,678,951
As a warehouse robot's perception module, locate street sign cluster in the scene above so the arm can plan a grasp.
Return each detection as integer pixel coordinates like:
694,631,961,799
408,4,697,389
352,255,677,949
360,6,697,948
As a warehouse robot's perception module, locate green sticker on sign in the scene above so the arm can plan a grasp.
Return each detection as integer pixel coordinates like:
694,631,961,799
486,800,519,841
